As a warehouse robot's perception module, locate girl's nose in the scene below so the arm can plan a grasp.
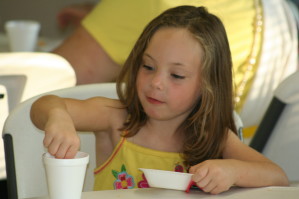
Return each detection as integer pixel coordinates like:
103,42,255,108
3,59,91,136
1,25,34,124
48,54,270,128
150,72,164,90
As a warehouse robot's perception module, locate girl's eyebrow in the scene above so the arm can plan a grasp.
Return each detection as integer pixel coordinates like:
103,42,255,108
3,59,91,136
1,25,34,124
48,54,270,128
143,52,185,67
143,53,155,61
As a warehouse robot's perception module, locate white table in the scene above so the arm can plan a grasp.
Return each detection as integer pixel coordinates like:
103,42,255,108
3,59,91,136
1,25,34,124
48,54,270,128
29,186,299,199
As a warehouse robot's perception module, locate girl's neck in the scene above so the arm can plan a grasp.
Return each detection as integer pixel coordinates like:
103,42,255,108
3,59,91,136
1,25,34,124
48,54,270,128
147,120,179,137
134,118,184,152
146,111,188,134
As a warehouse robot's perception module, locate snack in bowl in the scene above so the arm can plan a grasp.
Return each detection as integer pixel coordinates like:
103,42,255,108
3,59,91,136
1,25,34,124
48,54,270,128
139,168,194,191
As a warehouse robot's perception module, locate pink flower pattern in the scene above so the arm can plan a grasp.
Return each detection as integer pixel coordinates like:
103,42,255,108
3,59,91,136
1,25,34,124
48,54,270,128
112,165,135,189
138,173,149,188
174,163,184,172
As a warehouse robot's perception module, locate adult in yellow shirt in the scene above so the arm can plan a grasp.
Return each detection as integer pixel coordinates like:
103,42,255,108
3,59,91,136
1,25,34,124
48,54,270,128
53,0,298,136
55,0,256,89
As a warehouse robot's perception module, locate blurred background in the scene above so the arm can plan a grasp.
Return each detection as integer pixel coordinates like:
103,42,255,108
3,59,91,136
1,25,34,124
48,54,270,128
0,0,99,39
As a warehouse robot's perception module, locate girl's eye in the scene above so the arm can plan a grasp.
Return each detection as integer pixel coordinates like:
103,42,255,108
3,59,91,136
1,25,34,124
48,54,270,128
143,65,154,71
171,74,185,79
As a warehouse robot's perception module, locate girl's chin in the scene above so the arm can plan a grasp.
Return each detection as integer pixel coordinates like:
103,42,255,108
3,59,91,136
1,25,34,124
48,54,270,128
144,111,171,121
143,110,163,120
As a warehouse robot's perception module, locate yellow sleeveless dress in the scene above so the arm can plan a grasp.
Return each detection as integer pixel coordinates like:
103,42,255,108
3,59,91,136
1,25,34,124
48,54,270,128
93,137,187,190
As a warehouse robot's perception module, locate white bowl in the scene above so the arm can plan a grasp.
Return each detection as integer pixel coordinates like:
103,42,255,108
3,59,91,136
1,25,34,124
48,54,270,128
139,168,193,191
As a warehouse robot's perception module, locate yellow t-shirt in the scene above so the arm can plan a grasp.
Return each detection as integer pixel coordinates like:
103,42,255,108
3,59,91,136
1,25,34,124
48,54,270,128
83,0,263,137
82,0,262,113
93,137,187,190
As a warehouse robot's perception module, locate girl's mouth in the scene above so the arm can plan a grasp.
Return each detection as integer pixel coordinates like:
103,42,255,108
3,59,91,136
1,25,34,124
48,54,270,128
147,97,164,104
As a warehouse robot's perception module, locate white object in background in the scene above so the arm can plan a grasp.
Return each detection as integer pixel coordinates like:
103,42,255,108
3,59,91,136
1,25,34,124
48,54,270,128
0,85,8,180
139,168,193,191
0,75,26,111
0,33,64,53
43,152,89,199
240,0,298,128
5,20,40,52
0,52,76,107
250,71,299,181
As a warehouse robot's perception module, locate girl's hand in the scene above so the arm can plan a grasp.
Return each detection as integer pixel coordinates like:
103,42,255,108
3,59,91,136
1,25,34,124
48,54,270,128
189,159,237,194
43,108,80,159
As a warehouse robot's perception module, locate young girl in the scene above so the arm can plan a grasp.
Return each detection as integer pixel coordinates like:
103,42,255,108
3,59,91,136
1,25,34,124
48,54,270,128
30,6,288,194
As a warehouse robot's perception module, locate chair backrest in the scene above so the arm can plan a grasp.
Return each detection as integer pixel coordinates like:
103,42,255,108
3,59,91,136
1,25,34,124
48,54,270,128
0,52,76,105
233,111,244,142
0,85,9,180
0,75,26,112
2,83,118,199
250,71,299,181
0,52,76,187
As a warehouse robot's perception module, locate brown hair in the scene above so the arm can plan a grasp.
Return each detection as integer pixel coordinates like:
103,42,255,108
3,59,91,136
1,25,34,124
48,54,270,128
116,6,237,167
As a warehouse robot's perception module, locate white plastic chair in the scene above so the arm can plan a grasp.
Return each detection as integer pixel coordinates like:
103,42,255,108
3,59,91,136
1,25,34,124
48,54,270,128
2,83,117,199
0,52,76,107
0,75,26,112
0,85,9,180
0,52,76,186
250,71,299,181
233,111,244,142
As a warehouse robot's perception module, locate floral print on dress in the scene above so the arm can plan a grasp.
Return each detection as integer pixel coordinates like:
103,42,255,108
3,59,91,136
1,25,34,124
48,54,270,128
138,173,149,188
174,163,184,172
112,164,135,189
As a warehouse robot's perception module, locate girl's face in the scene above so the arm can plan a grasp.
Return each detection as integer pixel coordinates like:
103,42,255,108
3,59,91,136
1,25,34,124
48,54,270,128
136,27,202,123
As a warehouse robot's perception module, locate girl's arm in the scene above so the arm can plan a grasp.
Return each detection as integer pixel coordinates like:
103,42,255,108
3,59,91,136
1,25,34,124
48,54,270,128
189,131,288,194
222,131,288,187
30,95,119,159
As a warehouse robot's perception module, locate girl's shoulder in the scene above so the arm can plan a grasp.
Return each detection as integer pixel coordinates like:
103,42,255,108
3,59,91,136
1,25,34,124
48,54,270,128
83,96,125,111
89,96,127,120
103,97,128,123
74,96,128,133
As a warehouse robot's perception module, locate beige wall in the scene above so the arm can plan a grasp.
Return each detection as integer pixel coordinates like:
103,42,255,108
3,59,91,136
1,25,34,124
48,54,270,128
0,0,99,38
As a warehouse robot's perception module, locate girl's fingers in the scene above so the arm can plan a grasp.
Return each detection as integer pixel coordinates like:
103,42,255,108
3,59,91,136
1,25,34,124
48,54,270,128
191,166,208,182
194,176,211,189
64,145,79,159
210,185,229,195
189,164,202,174
53,135,80,159
43,135,53,148
55,143,71,159
200,180,217,193
47,139,60,156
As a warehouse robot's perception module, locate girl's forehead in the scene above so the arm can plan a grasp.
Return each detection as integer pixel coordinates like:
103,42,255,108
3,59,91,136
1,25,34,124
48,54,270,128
147,27,201,50
143,27,203,67
152,27,194,39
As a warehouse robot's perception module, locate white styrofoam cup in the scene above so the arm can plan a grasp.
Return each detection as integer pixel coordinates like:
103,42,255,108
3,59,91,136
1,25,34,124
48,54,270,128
43,151,89,199
5,20,40,52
